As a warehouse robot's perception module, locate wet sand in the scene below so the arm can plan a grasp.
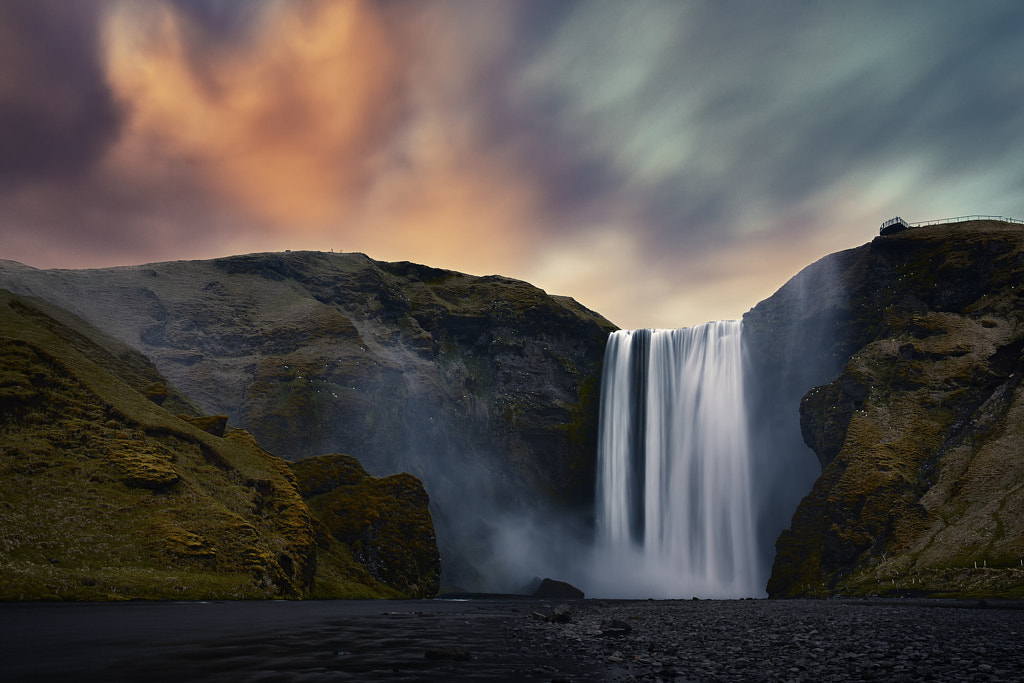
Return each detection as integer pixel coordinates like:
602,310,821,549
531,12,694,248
0,598,591,681
3,598,1024,681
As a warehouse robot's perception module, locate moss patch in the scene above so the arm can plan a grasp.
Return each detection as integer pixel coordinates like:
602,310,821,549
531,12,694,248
290,454,441,598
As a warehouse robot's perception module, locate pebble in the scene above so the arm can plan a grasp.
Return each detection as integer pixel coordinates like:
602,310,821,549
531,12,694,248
518,598,1024,681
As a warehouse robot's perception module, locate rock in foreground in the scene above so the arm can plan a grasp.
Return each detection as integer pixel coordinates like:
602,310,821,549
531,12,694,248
533,577,585,599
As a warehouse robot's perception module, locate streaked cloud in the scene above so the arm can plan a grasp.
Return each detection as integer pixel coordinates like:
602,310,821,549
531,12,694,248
1,0,1022,328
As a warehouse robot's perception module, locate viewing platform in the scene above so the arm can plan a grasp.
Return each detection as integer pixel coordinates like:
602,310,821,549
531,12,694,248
880,214,1024,236
879,216,909,235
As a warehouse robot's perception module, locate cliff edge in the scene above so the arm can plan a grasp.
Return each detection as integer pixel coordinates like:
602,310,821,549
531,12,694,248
746,220,1024,598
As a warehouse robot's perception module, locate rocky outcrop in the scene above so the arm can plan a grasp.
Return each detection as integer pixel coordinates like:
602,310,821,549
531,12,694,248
533,577,585,599
745,220,1024,598
0,290,435,600
290,454,441,598
0,252,615,588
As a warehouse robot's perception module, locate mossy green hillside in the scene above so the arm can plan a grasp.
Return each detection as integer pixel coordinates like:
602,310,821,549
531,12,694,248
0,344,313,599
0,290,434,600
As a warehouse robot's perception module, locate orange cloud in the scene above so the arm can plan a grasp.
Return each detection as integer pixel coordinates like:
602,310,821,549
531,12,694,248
353,158,541,276
99,0,544,277
346,1,545,275
103,0,403,228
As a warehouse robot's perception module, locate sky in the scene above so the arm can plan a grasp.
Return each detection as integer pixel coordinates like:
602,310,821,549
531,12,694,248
1,1,1023,330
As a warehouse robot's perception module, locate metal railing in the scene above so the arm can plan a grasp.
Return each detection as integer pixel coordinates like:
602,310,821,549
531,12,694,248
908,214,1024,227
880,216,908,230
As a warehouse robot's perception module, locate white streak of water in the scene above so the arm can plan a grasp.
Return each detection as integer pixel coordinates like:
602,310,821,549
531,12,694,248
594,321,760,598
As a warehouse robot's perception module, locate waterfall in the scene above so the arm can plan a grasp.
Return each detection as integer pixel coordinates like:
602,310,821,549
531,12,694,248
594,321,759,598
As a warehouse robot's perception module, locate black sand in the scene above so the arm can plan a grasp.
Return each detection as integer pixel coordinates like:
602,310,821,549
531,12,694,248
0,598,593,681
2,598,1023,681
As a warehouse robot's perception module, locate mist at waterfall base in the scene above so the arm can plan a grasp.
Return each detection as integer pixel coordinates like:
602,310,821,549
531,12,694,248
475,319,824,599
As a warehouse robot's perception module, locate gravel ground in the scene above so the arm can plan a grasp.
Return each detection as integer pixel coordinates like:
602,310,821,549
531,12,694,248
3,598,1023,681
515,598,1024,681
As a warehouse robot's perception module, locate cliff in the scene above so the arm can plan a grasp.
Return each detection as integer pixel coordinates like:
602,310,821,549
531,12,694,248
745,220,1024,598
0,253,615,588
0,290,437,600
290,454,441,599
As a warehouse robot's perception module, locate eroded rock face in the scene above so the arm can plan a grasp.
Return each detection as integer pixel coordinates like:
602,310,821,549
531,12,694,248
290,454,441,598
0,253,615,588
746,221,1024,598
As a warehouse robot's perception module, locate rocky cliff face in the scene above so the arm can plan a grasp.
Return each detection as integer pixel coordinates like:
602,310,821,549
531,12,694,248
0,252,615,588
0,290,439,600
745,220,1024,598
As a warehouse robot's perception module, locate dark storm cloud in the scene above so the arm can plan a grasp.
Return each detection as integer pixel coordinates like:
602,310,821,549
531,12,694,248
165,0,265,41
0,0,121,185
438,1,622,225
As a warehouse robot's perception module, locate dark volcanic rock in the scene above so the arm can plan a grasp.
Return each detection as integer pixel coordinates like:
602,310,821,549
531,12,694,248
545,603,574,623
744,220,1024,598
598,618,633,636
0,252,616,588
533,577,585,599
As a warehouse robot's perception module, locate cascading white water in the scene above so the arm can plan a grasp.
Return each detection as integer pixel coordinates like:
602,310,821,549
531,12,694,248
594,321,760,598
